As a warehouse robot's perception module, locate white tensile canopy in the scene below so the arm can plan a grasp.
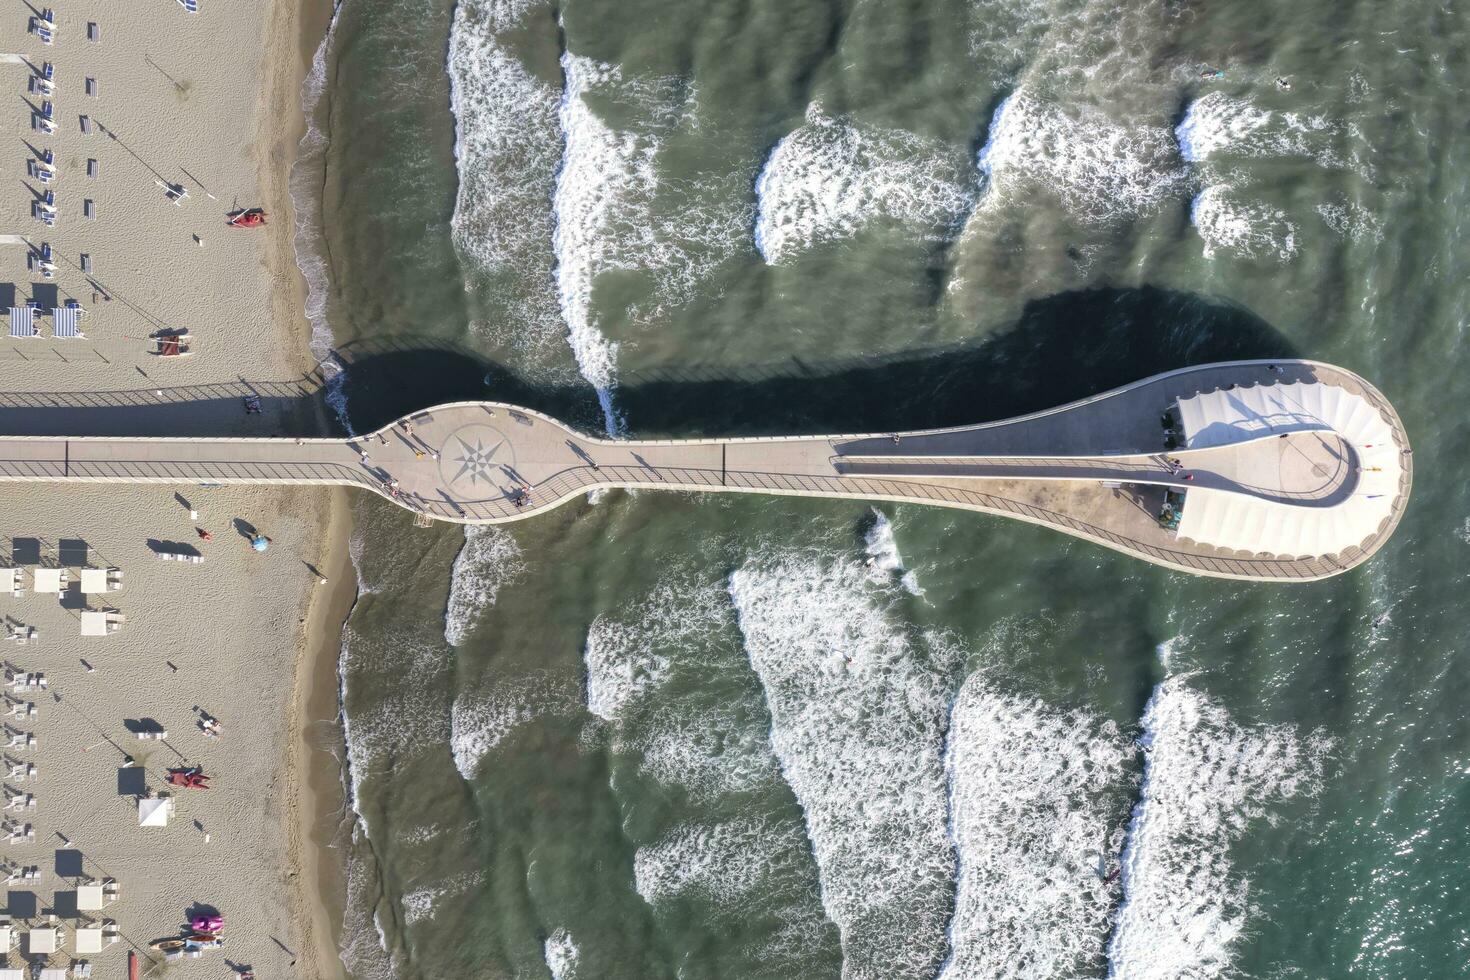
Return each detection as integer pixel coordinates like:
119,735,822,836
138,796,172,827
79,568,108,593
79,611,108,636
1175,382,1402,558
76,884,104,910
32,568,62,594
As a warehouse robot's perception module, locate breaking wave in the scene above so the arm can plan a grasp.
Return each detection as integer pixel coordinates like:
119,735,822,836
939,676,1133,979
977,88,1188,223
1189,185,1299,261
730,554,958,980
754,104,976,263
1107,676,1331,978
443,524,524,647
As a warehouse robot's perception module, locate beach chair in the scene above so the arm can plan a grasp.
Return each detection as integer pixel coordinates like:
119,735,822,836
178,0,199,12
102,878,119,902
107,569,123,591
32,22,53,45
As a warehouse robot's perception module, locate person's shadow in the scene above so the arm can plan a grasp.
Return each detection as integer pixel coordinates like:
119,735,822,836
231,519,257,541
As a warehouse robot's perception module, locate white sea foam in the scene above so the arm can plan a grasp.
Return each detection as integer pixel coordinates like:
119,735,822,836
864,508,922,595
939,676,1133,980
448,2,566,359
400,871,483,926
753,104,975,263
451,672,575,777
977,88,1188,223
444,525,524,647
1317,198,1384,244
1107,676,1331,979
730,555,957,980
1176,92,1341,167
340,826,396,980
583,578,727,721
1189,185,1298,261
635,817,806,906
634,701,778,801
544,928,580,980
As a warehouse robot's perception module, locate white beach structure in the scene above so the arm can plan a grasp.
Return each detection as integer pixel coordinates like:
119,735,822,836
73,925,103,954
1175,381,1403,558
137,795,173,828
79,612,107,637
32,568,64,595
78,569,108,594
76,884,104,911
25,925,57,955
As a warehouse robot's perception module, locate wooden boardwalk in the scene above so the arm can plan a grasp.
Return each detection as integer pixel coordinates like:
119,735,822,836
0,360,1411,582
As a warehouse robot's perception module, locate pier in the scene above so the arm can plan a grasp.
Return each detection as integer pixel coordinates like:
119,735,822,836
0,360,1411,582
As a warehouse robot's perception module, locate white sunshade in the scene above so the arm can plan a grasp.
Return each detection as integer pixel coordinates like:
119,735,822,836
138,796,172,827
52,306,82,339
76,884,104,910
1175,382,1402,558
33,568,62,594
73,926,103,954
79,611,107,636
38,971,68,980
26,927,57,955
0,970,23,980
7,307,36,338
79,568,108,593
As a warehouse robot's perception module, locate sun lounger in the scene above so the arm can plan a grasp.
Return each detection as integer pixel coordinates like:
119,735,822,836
33,24,53,45
178,0,199,12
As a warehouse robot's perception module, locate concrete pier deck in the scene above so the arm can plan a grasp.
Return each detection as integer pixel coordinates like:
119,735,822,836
0,359,1411,582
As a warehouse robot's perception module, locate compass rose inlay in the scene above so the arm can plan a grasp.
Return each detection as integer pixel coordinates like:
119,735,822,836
451,436,504,486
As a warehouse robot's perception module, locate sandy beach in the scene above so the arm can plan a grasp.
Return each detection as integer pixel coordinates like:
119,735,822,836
0,0,346,977
0,0,323,436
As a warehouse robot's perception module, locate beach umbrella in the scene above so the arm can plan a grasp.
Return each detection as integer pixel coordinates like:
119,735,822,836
250,535,269,552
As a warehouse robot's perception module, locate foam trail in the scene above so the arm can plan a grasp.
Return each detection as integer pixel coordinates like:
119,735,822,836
444,525,524,647
451,672,575,777
447,1,566,358
1107,676,1330,978
977,88,1187,223
544,927,580,980
1189,185,1298,261
863,509,922,595
754,104,975,264
939,676,1132,978
730,555,956,980
1176,92,1340,166
552,53,657,434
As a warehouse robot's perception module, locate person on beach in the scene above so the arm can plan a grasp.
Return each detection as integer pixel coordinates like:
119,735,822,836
197,528,213,542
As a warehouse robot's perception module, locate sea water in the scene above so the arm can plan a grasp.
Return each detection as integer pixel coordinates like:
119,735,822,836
299,0,1470,976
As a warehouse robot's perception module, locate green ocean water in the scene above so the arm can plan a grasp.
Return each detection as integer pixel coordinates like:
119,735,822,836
300,0,1470,977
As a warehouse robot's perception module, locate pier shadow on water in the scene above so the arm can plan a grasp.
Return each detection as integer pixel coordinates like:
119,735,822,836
334,285,1300,436
0,286,1298,438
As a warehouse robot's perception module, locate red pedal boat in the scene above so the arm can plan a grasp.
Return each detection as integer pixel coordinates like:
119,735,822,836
226,208,266,228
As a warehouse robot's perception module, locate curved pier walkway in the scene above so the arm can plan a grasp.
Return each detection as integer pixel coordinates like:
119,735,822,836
0,360,1411,582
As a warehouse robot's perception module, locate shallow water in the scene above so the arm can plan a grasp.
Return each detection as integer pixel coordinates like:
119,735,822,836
304,0,1470,976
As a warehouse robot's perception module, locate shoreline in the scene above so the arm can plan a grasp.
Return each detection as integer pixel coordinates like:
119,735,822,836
285,489,357,980
263,0,355,976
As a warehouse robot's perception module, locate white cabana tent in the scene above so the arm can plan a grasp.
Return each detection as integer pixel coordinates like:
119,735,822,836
138,795,173,828
7,307,37,339
25,926,57,954
38,970,68,980
79,611,107,637
1174,381,1402,557
78,569,108,594
73,925,102,954
33,568,63,594
0,969,23,980
76,884,104,911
